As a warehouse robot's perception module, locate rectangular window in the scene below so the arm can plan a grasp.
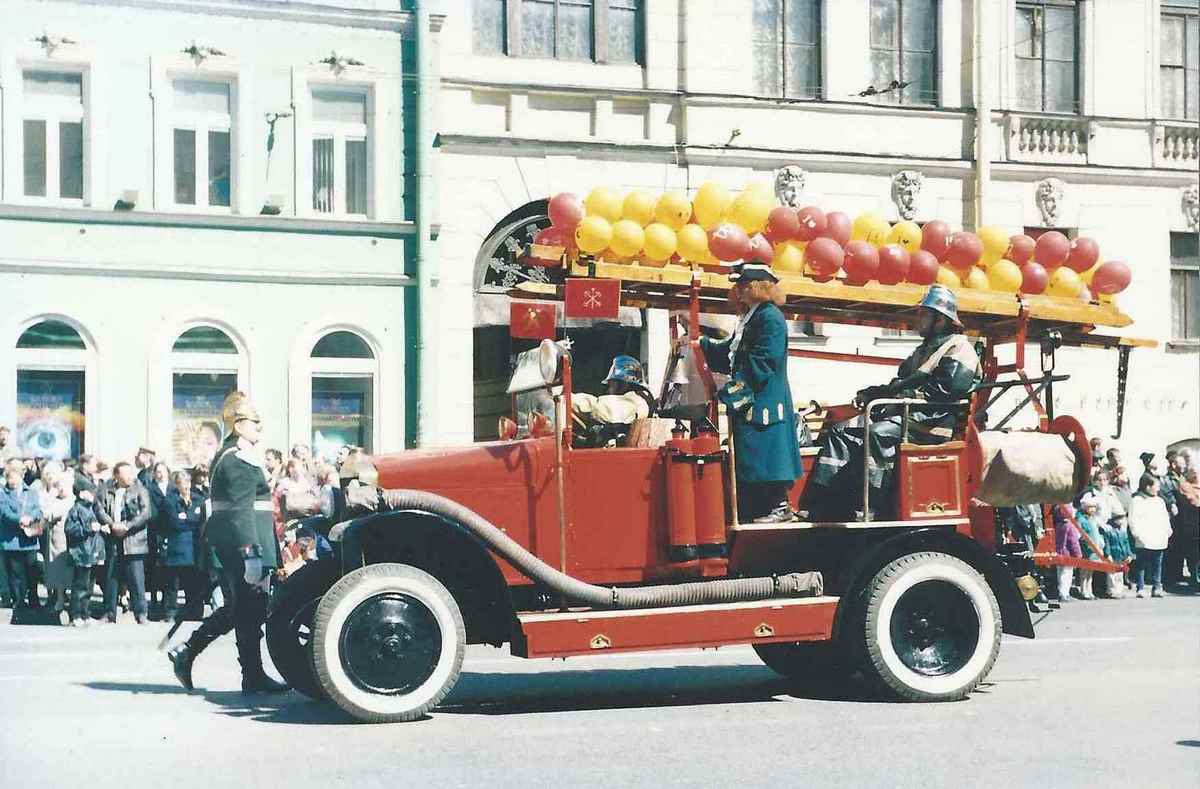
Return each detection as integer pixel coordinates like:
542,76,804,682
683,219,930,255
171,372,236,468
869,0,938,106
474,1,642,65
1161,4,1199,120
311,88,369,216
1171,231,1200,341
172,79,232,209
312,376,374,458
754,0,822,99
21,70,84,200
1015,1,1079,113
16,369,85,461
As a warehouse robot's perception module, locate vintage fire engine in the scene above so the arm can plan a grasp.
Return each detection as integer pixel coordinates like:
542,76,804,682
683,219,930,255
265,256,1153,723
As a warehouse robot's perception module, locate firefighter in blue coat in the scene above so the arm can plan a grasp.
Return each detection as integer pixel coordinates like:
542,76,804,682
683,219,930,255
167,391,287,694
698,262,803,523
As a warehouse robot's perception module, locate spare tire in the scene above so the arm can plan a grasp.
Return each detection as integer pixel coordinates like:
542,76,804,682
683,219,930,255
266,560,340,700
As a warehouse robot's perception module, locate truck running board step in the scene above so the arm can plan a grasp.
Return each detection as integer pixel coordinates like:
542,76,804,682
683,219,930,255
513,596,839,659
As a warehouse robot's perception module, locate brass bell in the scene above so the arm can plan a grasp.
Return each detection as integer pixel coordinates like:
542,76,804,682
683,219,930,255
1015,574,1040,602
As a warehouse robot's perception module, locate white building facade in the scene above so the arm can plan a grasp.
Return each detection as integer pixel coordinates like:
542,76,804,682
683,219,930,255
0,0,436,466
432,0,1199,458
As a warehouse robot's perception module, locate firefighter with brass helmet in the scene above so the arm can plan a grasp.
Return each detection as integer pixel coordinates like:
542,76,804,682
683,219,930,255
167,391,288,694
572,355,658,446
802,284,981,521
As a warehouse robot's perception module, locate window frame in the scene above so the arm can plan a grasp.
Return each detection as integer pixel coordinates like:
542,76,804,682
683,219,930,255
753,0,824,101
11,317,96,458
308,329,379,459
1014,0,1081,115
868,0,940,107
1160,3,1199,121
473,0,645,65
310,88,371,218
168,323,246,467
1170,231,1200,344
19,67,86,204
170,77,234,212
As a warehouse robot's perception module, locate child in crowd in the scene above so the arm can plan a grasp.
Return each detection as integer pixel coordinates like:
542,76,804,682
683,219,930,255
1052,503,1082,602
1075,500,1105,600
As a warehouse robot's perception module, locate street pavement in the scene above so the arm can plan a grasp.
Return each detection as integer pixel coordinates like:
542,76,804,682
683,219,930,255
0,593,1196,789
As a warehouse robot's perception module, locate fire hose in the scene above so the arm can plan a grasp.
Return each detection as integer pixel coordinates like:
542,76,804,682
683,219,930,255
349,488,823,609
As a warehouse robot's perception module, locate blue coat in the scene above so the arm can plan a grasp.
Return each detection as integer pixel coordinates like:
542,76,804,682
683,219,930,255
163,489,203,567
64,499,106,567
700,301,803,484
0,484,43,552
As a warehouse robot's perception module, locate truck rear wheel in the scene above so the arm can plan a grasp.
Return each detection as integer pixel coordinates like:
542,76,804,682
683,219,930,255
265,560,339,700
858,551,1001,702
312,563,465,723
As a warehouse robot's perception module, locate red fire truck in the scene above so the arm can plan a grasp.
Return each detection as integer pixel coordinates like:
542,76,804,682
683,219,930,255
266,257,1153,723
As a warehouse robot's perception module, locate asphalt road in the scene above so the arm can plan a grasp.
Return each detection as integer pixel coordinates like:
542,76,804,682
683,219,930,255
1,594,1196,789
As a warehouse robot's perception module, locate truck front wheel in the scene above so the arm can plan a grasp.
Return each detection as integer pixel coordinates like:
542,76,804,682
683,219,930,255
858,551,1001,702
312,563,466,723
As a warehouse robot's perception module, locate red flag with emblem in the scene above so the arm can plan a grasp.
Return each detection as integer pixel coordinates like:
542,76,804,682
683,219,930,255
509,301,557,340
564,278,620,320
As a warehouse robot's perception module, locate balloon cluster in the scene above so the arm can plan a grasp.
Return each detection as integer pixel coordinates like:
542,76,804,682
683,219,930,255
536,186,1132,302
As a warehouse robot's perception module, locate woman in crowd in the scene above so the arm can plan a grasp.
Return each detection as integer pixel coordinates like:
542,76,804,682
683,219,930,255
38,465,76,618
1080,469,1131,598
1129,472,1173,598
163,470,204,620
1052,503,1082,602
146,461,174,617
63,487,105,626
277,458,320,522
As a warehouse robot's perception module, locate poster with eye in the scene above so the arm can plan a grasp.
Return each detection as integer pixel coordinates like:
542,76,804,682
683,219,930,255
172,373,236,468
16,370,85,461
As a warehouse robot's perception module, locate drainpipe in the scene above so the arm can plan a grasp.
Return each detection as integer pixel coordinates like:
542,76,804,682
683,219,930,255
972,0,989,230
411,0,440,448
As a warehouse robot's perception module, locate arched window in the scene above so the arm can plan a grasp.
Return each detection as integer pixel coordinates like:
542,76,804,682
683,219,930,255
170,325,244,467
14,320,89,460
310,330,377,463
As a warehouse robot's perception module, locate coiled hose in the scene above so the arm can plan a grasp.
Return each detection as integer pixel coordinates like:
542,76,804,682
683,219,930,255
368,488,823,609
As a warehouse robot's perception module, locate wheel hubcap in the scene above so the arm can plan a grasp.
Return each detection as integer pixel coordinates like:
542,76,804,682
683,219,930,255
339,593,441,695
890,580,980,676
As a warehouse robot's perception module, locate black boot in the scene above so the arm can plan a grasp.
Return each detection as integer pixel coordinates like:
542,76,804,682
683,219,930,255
237,638,289,695
167,618,226,692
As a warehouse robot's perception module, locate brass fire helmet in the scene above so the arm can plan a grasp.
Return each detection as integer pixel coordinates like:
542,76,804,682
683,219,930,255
220,391,262,434
1015,574,1041,601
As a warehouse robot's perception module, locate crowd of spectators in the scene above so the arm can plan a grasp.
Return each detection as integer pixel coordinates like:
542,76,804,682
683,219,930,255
0,429,355,626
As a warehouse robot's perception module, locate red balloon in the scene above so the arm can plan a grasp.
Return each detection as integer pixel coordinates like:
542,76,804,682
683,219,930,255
907,249,940,285
921,220,952,260
1020,262,1049,295
1091,261,1131,295
534,224,575,250
804,237,845,278
1007,234,1035,266
747,233,774,264
548,192,585,229
795,206,828,243
763,206,799,245
945,232,983,270
823,211,852,247
877,244,911,285
708,222,751,262
1034,231,1070,269
842,240,879,285
1065,237,1100,273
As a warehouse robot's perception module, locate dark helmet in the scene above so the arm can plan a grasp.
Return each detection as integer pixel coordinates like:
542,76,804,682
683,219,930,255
919,284,961,326
603,355,647,387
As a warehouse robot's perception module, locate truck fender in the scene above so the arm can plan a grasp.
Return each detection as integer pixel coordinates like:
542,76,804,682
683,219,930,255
832,527,1034,641
330,508,516,646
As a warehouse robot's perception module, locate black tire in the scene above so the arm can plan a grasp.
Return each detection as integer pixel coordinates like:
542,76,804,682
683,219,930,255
265,560,340,700
312,563,466,723
857,551,1001,702
753,640,851,679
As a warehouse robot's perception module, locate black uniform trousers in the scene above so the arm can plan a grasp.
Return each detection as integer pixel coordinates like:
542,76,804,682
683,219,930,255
2,550,39,608
187,547,269,675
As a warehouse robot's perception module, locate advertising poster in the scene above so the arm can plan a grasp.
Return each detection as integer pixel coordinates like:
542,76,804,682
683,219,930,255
172,373,235,468
16,370,85,461
312,377,372,463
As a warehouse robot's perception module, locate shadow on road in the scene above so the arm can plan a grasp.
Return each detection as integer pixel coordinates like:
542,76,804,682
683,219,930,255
80,681,356,725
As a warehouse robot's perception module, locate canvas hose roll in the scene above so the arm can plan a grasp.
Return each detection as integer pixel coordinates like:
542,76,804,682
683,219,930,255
972,430,1083,506
349,488,823,609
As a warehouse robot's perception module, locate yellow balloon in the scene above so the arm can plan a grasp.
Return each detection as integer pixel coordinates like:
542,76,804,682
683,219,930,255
643,223,678,263
609,219,646,258
676,223,710,261
1046,266,1083,299
774,241,806,274
692,181,731,231
852,212,891,247
978,225,1010,267
987,259,1022,293
745,181,774,197
655,191,691,231
584,187,623,223
622,191,657,226
963,267,989,289
729,190,774,235
888,220,923,252
936,266,962,288
575,215,613,254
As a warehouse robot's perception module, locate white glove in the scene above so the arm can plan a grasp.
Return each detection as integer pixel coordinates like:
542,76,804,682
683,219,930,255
243,555,263,585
